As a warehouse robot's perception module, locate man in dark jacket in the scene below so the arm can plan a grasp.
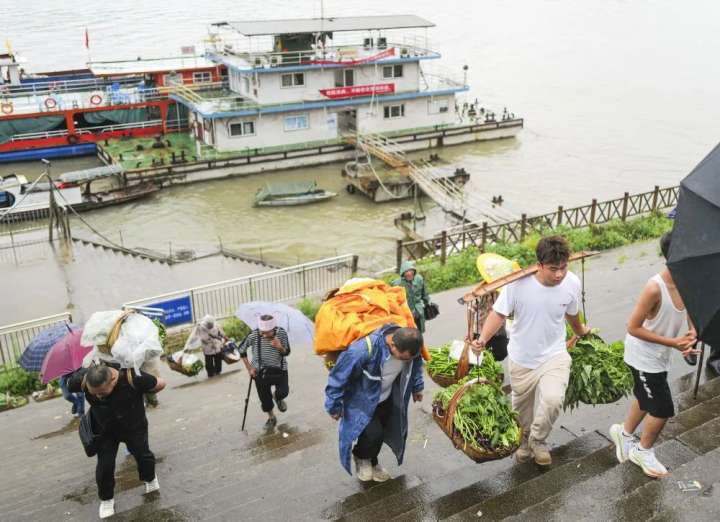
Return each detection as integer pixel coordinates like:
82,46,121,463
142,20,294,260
68,364,166,519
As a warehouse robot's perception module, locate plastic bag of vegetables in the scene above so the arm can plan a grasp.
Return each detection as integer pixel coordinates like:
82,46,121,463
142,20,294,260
564,335,632,410
432,377,522,462
427,342,504,387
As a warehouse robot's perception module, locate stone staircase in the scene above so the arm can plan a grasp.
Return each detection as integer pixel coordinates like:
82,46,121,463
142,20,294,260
1,354,718,521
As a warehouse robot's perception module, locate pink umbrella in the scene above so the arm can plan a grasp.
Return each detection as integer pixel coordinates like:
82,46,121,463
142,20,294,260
40,330,92,384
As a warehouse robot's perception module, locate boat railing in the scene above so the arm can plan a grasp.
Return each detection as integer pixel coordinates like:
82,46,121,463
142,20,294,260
123,253,359,327
1,76,144,99
213,40,438,70
7,119,165,142
0,312,74,369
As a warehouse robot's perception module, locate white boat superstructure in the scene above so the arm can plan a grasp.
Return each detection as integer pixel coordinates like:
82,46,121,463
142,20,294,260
170,15,474,154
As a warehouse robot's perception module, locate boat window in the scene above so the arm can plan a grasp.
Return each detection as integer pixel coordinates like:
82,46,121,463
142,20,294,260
230,120,256,137
383,104,405,119
0,191,15,209
192,71,212,83
335,69,355,87
429,98,449,114
383,65,403,79
284,114,309,131
281,73,305,88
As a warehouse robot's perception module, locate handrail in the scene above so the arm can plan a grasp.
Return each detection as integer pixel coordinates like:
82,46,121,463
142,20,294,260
0,312,73,334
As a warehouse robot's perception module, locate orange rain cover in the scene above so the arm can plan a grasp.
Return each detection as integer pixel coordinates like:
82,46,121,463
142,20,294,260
313,279,431,361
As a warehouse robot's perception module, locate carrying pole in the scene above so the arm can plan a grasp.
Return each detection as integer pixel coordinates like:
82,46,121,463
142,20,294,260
241,376,253,431
693,342,705,400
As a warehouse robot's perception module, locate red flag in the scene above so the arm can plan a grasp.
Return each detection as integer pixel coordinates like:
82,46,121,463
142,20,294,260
84,28,89,50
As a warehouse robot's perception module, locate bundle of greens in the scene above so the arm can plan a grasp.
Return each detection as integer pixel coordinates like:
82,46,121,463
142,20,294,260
564,336,633,410
0,392,29,411
152,319,167,349
427,343,504,384
433,378,521,452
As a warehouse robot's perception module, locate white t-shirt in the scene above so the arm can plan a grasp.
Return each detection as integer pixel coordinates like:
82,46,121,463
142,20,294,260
379,355,407,402
493,272,581,369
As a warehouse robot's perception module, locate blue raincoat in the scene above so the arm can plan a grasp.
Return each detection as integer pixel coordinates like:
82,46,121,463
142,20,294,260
324,324,424,475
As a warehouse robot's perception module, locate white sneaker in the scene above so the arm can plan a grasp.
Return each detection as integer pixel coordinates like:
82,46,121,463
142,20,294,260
372,465,391,482
609,424,634,463
99,499,115,519
629,445,669,478
144,476,160,494
354,457,373,482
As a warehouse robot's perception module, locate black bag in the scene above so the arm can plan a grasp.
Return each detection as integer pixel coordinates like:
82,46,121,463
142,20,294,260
79,411,100,457
424,302,440,321
487,333,509,362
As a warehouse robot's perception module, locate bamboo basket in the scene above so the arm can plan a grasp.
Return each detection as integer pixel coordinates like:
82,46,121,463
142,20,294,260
432,378,521,463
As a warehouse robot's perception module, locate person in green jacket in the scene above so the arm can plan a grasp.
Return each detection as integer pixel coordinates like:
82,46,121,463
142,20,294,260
393,261,431,333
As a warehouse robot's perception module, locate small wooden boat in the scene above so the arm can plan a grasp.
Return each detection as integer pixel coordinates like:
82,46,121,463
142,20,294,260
254,180,337,207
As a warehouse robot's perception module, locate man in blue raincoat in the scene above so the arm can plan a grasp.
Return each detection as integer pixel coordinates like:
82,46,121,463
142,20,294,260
325,324,424,482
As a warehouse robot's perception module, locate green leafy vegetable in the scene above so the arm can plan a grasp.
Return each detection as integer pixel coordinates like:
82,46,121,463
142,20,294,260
427,343,503,383
433,378,521,451
564,336,632,410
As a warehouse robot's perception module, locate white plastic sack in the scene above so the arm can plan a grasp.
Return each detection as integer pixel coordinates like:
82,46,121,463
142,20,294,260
81,310,124,349
450,339,483,366
111,313,163,373
183,325,204,352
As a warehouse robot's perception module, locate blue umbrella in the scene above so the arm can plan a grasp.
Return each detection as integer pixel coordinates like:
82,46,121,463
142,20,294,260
235,302,315,347
19,323,80,372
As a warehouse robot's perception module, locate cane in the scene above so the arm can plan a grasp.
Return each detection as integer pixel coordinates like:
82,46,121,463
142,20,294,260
241,376,253,432
693,342,705,400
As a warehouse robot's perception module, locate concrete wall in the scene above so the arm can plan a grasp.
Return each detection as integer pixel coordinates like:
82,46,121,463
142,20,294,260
357,94,457,134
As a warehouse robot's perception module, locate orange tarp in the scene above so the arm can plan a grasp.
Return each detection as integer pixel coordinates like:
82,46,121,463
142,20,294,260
313,279,430,361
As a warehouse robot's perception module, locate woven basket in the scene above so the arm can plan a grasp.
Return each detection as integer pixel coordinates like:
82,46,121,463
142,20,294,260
580,389,627,406
432,379,521,463
165,355,198,377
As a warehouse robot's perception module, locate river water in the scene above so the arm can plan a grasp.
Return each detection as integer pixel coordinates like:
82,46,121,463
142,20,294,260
3,0,720,271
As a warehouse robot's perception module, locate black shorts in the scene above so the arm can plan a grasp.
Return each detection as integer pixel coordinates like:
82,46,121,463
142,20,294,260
629,365,675,418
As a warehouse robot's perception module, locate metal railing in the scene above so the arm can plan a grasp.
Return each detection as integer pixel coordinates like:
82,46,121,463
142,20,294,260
396,185,679,270
124,254,358,326
0,312,73,369
2,76,143,99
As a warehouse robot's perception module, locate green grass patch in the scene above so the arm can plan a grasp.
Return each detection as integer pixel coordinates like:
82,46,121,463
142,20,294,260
398,212,672,294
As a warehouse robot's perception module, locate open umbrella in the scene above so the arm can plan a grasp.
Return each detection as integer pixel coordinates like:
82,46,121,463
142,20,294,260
235,301,315,347
667,143,720,395
40,330,92,384
19,322,79,372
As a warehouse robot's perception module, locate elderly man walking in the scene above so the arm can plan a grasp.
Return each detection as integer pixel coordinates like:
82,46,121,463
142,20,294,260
325,325,424,481
393,261,431,333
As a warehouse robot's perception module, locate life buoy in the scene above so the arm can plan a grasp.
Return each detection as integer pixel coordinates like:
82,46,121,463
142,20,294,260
67,134,79,145
44,97,57,110
0,102,12,114
90,94,103,106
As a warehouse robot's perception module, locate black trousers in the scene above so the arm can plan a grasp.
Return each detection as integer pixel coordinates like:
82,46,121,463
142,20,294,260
205,353,223,377
96,428,155,501
254,369,289,412
352,398,392,466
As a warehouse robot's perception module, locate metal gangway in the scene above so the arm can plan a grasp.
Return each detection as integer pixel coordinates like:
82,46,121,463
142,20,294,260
348,132,516,224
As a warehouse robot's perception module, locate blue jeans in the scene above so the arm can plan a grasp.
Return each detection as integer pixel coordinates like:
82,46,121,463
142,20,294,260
59,375,85,415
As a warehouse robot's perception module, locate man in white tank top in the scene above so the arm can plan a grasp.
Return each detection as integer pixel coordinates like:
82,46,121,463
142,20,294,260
471,236,591,466
609,232,698,478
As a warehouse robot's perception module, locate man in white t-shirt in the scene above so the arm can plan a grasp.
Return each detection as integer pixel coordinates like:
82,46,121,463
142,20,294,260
471,236,590,466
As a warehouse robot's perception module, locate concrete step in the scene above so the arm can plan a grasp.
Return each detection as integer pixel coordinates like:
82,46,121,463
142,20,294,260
437,377,720,521
337,431,609,522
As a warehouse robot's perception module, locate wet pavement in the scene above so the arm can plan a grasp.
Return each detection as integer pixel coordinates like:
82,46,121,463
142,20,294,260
1,240,718,521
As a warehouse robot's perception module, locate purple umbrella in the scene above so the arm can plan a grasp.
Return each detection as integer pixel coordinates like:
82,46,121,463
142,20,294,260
40,330,92,384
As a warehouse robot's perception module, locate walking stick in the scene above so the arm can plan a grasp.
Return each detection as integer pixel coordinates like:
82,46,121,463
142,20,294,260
241,376,253,431
693,342,705,400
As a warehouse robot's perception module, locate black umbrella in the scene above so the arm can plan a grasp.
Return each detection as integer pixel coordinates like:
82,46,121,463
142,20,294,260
667,143,720,395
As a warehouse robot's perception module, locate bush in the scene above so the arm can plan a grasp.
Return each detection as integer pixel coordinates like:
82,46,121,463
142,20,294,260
398,213,673,294
297,297,321,322
0,367,44,396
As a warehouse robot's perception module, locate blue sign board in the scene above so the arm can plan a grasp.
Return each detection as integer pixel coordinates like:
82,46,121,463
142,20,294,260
148,295,193,327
